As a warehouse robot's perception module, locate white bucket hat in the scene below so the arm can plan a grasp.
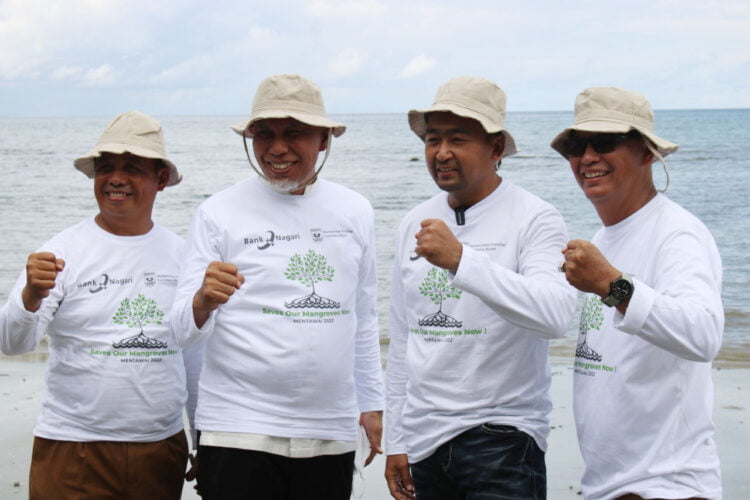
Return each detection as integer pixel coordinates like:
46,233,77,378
408,76,518,158
231,74,346,137
550,86,679,158
74,110,181,186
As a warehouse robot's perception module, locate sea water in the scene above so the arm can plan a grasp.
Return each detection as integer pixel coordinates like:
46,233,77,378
1,111,748,359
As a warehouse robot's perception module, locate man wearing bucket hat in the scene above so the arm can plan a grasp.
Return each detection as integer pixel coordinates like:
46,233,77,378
552,87,723,499
169,74,384,499
0,110,201,499
384,76,576,499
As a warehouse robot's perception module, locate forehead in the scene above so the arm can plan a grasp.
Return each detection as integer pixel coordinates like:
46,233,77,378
425,111,486,135
252,117,323,132
95,152,158,167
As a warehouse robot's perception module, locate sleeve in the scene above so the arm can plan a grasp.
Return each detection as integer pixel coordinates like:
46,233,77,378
169,206,220,348
615,225,723,362
1,259,64,355
385,223,410,455
181,340,205,449
451,206,577,339
353,205,385,413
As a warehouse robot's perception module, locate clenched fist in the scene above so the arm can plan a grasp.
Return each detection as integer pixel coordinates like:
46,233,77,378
192,261,245,328
22,252,65,312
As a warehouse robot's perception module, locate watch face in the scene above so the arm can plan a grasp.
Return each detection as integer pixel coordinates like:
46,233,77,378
611,278,634,301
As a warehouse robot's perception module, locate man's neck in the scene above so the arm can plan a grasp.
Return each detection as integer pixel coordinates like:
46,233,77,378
95,214,154,236
596,189,657,226
447,176,502,209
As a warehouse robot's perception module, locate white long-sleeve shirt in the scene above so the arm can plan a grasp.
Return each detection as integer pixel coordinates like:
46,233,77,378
386,180,577,462
0,218,201,442
170,177,384,442
574,193,723,500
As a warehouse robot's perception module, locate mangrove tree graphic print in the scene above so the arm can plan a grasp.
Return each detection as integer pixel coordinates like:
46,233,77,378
112,293,168,349
576,295,604,361
284,249,341,309
418,267,463,328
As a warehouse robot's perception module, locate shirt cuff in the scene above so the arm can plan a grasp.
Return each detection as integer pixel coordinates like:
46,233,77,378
9,290,40,323
614,277,655,335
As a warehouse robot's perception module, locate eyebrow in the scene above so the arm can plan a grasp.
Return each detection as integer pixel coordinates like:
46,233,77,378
425,126,473,136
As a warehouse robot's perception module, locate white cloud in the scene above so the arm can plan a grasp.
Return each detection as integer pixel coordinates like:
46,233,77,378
328,49,364,77
399,55,436,78
83,64,116,86
2,0,750,115
152,56,210,84
306,0,386,18
51,66,83,80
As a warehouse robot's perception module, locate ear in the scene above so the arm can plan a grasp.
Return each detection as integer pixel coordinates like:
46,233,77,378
490,133,505,163
639,139,655,167
156,165,170,191
318,130,329,152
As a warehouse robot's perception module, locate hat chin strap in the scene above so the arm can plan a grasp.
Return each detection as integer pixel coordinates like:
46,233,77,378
242,129,333,194
644,140,670,193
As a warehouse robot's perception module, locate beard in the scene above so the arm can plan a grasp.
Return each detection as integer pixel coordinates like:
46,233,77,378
263,176,303,194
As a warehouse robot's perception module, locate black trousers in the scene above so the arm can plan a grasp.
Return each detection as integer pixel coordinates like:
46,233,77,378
197,445,355,500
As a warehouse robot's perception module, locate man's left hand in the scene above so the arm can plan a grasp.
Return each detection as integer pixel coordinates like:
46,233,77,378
359,411,383,466
562,239,620,298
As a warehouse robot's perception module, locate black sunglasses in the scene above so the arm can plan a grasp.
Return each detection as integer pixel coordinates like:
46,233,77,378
561,130,640,158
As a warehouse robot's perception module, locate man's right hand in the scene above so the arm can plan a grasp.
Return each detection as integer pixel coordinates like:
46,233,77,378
192,261,244,328
22,252,65,313
385,454,416,500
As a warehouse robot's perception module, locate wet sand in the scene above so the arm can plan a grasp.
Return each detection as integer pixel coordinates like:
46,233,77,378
1,357,748,499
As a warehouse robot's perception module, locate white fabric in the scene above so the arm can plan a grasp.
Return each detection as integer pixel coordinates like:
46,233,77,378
573,194,723,500
170,176,384,444
200,431,355,458
0,218,201,442
385,180,577,462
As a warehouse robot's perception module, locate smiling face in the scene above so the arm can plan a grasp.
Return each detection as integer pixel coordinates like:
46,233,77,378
423,111,505,208
567,131,656,225
93,152,168,235
250,118,329,195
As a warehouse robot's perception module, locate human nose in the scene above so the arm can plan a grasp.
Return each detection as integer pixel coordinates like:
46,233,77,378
435,140,453,161
580,142,600,164
107,167,127,185
268,135,289,155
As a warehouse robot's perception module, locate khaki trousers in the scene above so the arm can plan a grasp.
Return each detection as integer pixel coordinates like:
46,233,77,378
29,431,188,500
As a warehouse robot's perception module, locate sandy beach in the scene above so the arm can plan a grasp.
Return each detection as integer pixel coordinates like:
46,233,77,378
1,357,748,499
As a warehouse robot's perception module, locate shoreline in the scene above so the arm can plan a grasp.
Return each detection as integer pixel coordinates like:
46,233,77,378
1,358,748,499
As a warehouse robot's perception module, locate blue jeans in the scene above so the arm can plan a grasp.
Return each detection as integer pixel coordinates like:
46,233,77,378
410,424,546,499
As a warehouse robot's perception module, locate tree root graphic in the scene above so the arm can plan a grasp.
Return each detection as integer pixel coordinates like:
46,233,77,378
285,293,341,309
575,341,602,362
418,311,462,328
113,333,168,349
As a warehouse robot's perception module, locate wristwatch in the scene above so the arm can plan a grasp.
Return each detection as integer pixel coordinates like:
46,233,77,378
602,273,634,307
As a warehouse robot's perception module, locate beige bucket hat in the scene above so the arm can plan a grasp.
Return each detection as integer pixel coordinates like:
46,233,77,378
231,74,346,137
74,110,181,186
408,76,518,158
550,86,679,158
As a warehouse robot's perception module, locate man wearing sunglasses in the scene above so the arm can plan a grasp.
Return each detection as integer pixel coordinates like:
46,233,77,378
385,76,576,499
552,87,723,500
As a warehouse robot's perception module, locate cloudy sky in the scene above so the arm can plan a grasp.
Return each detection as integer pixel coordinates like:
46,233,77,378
1,0,748,116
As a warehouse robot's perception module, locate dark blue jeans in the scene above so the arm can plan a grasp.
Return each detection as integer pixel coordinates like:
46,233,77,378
410,424,546,500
